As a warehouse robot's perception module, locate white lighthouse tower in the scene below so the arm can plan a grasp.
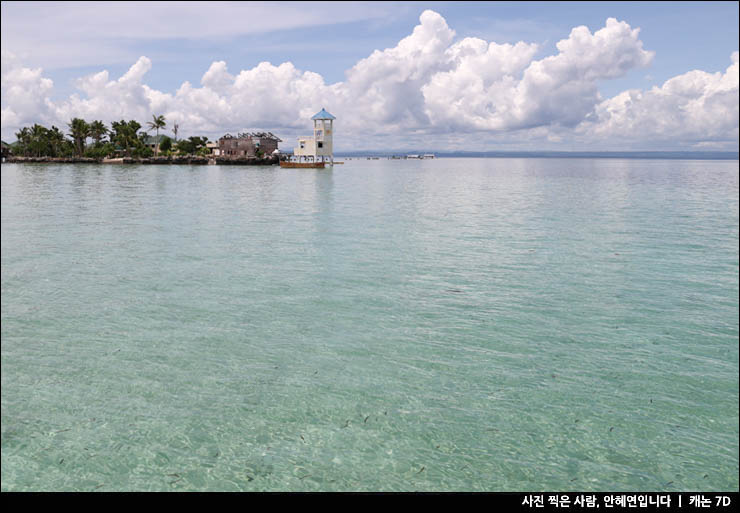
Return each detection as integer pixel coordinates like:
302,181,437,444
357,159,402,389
293,107,336,166
311,108,335,165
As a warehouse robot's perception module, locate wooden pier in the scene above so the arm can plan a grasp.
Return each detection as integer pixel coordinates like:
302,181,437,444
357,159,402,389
279,161,326,168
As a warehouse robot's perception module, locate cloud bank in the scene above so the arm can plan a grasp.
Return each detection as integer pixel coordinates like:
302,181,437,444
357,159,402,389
2,10,738,150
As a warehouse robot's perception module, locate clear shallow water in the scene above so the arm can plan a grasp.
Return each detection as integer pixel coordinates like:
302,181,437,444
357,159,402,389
1,158,737,492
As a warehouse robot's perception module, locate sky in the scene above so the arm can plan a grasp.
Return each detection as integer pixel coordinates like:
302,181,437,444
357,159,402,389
1,1,738,151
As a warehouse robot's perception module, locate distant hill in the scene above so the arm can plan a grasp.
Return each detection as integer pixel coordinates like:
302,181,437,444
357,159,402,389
334,150,739,160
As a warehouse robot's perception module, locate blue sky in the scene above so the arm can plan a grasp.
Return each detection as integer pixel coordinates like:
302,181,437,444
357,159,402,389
2,1,738,150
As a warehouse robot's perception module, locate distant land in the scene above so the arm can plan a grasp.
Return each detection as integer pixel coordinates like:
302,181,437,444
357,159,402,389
333,150,739,160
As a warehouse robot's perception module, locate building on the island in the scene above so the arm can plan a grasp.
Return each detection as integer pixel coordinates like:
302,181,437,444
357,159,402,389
206,142,220,156
142,134,168,153
218,132,282,158
292,108,335,164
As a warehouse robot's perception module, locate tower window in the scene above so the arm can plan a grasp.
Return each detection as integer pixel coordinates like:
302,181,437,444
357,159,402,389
318,142,323,148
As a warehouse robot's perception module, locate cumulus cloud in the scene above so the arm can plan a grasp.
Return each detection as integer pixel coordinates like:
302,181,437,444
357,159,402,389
577,51,739,146
1,11,737,150
1,50,56,131
340,10,456,131
54,56,154,123
423,17,653,131
421,38,540,130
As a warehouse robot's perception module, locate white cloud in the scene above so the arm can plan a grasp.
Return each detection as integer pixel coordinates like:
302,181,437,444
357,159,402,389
200,61,234,96
423,17,654,131
339,10,456,131
421,38,540,130
1,50,56,132
577,51,739,146
52,56,154,124
1,11,738,150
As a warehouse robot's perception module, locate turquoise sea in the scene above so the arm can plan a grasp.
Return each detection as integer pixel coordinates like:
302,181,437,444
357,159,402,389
1,158,738,491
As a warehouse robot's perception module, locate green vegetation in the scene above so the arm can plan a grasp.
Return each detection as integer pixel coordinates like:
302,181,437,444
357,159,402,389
84,143,115,160
159,136,173,153
89,120,109,146
146,114,166,156
9,117,211,159
68,118,90,156
14,124,74,157
110,119,141,158
175,136,209,156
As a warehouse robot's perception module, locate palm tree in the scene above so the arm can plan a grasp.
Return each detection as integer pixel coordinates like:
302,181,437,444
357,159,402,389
30,124,49,157
111,119,141,158
110,120,124,155
89,120,109,147
48,126,66,157
15,127,31,156
172,122,179,142
147,114,166,156
68,118,90,156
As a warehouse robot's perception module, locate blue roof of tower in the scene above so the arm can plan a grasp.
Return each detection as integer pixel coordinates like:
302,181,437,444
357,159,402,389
311,108,336,120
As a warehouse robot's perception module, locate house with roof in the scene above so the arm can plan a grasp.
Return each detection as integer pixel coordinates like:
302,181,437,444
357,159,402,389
142,134,169,153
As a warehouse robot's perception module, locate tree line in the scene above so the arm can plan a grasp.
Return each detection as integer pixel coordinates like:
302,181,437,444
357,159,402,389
11,115,211,158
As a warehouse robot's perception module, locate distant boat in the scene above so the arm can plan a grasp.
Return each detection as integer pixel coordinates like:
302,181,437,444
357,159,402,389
423,153,435,159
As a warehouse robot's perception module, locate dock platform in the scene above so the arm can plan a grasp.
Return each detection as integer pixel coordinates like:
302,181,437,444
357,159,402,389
280,161,326,168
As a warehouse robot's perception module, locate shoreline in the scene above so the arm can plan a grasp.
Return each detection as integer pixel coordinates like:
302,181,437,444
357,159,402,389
2,156,282,166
